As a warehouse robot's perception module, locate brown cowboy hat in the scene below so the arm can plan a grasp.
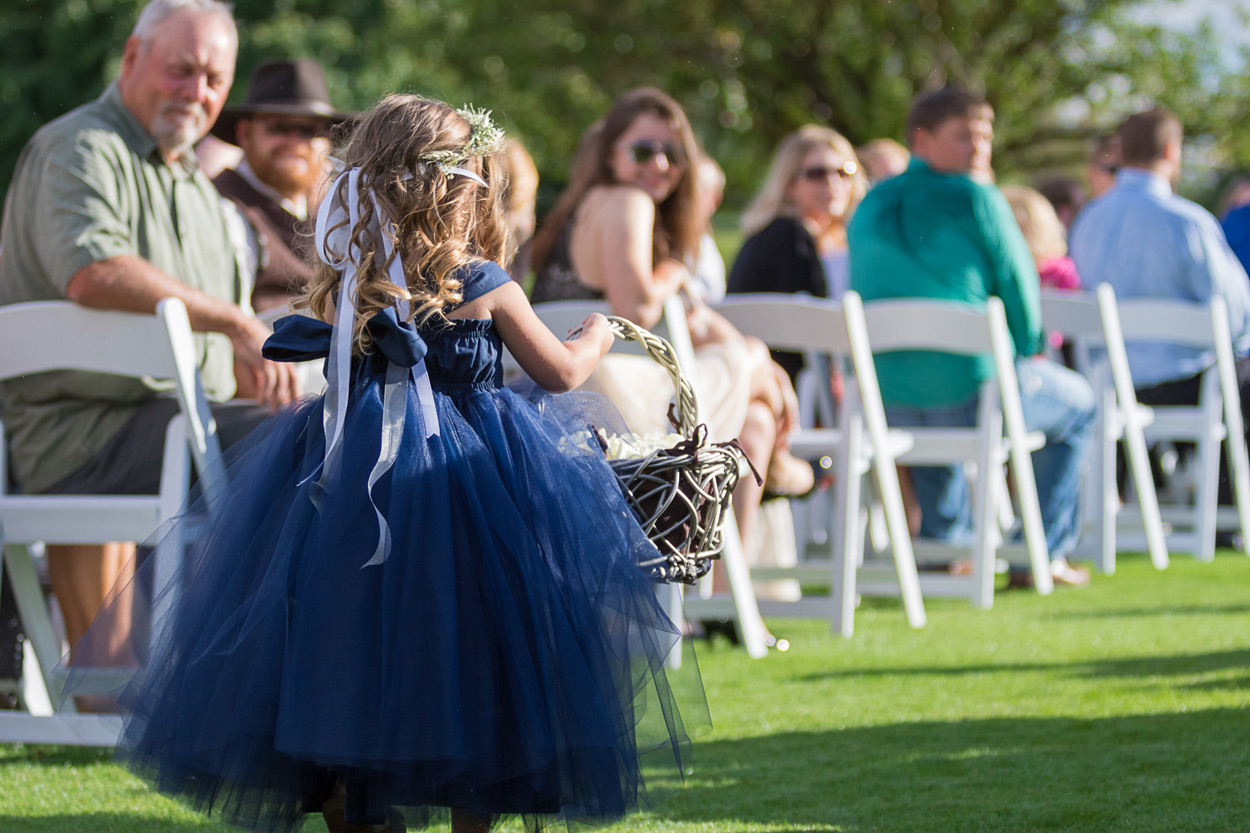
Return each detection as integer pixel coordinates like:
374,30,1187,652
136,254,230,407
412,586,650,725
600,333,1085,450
210,58,354,144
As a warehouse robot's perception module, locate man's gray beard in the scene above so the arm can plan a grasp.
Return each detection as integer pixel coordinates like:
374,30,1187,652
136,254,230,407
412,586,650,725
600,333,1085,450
151,106,206,159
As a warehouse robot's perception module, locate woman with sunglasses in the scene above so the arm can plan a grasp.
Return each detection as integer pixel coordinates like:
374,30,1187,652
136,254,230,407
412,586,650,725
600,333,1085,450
531,87,815,561
728,126,867,382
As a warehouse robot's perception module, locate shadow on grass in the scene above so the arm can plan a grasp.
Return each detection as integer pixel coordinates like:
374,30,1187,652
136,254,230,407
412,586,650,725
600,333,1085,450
1051,602,1250,619
796,647,1250,684
0,745,113,768
652,708,1250,832
0,816,215,833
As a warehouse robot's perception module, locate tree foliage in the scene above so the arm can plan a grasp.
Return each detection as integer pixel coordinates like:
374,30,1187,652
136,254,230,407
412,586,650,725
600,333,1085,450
0,0,1245,206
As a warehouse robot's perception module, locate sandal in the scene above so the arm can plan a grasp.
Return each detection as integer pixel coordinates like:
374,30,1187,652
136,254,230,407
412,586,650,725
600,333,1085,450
762,451,817,500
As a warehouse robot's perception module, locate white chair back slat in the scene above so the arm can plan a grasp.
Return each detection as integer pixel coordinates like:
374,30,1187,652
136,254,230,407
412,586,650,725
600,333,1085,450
0,301,181,380
713,294,853,355
858,299,994,355
1039,289,1104,338
1114,298,1218,348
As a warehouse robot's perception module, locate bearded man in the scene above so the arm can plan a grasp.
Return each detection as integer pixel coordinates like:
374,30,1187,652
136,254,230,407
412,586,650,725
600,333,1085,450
211,59,350,311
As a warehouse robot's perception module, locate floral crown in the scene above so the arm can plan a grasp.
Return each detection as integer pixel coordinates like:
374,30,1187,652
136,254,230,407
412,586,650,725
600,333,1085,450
420,106,507,182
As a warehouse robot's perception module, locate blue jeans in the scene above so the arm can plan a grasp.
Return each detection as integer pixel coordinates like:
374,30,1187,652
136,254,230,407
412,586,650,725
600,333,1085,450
885,356,1096,562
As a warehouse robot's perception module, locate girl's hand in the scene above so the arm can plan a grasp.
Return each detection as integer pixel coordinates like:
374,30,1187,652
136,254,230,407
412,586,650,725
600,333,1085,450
574,313,615,356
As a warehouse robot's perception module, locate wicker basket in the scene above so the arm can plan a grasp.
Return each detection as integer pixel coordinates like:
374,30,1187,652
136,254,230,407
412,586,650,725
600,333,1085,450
584,316,748,584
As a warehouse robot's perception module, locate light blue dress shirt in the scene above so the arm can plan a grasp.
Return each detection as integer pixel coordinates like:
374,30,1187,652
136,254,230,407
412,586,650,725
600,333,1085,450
1070,169,1250,386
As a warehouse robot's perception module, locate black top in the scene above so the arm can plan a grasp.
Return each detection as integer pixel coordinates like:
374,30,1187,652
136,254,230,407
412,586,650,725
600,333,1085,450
727,216,826,381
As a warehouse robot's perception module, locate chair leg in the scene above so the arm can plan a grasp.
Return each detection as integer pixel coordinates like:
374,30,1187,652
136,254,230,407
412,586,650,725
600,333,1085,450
3,544,63,711
1193,388,1223,562
663,584,683,670
1220,390,1250,556
1122,406,1169,570
717,512,771,658
1098,395,1119,574
831,416,865,638
971,431,1000,610
873,458,926,629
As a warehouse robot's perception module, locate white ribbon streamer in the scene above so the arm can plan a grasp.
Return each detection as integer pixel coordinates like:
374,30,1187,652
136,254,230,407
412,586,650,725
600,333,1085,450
308,167,442,567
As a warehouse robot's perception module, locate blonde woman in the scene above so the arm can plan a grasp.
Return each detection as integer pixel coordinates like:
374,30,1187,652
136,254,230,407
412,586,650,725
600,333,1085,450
1002,184,1081,291
728,124,867,381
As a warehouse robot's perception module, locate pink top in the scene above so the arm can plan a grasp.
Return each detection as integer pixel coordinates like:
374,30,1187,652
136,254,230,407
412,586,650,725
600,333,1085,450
1038,255,1082,291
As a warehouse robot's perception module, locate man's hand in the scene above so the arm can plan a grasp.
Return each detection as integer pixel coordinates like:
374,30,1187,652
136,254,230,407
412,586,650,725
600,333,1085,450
68,256,299,409
231,316,299,409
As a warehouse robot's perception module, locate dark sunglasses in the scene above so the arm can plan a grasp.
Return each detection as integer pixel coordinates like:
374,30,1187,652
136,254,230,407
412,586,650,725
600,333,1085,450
257,119,328,140
799,160,859,182
623,139,686,166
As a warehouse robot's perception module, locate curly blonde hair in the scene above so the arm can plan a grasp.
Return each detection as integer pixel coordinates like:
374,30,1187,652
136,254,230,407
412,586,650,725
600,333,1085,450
298,94,508,352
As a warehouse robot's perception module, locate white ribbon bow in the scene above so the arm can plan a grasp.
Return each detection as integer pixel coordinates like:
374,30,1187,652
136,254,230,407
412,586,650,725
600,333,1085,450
309,167,441,567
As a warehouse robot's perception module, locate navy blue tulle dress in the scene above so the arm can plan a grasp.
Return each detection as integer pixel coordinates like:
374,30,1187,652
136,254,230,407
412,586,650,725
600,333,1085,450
69,261,704,832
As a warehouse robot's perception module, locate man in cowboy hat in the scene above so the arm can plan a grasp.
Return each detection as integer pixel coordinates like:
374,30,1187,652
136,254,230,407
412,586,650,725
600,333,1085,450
213,58,352,311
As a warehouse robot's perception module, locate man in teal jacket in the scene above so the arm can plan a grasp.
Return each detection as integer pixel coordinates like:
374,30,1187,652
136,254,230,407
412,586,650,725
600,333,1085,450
849,87,1095,587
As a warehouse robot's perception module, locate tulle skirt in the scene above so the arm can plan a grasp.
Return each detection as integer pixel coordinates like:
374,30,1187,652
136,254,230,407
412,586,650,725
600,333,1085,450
66,370,706,832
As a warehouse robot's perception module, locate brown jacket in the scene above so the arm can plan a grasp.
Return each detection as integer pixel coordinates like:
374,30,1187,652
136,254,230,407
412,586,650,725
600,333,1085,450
214,167,316,309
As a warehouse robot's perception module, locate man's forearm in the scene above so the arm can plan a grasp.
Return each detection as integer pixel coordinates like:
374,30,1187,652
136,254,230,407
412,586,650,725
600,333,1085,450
66,255,249,339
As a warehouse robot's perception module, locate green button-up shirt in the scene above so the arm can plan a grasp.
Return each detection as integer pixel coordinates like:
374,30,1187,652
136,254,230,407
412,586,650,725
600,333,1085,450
848,158,1042,408
0,82,244,493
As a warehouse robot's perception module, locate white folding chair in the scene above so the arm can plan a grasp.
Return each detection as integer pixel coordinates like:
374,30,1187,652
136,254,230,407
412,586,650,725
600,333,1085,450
1038,285,1168,573
1113,295,1250,561
713,292,925,636
516,299,771,659
0,298,224,745
860,297,1055,606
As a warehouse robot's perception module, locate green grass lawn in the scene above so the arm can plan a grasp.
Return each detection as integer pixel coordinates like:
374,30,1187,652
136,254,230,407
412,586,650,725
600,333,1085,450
3,552,1249,832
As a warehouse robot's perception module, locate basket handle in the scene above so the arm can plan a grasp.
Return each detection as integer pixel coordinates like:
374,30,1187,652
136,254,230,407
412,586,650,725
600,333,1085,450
569,315,699,439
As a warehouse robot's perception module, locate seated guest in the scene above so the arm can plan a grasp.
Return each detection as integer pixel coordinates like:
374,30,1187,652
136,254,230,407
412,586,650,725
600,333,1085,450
1071,107,1250,520
1087,133,1121,199
849,86,1096,587
0,0,297,666
498,138,540,282
1002,185,1082,292
1217,174,1250,220
195,133,242,179
690,154,727,304
211,58,347,312
728,125,867,381
1218,175,1250,275
856,137,909,184
530,87,814,558
1222,202,1250,277
1035,176,1086,231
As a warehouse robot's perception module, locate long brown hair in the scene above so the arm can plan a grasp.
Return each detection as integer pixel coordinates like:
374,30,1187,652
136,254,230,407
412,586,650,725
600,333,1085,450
298,94,508,351
531,87,702,274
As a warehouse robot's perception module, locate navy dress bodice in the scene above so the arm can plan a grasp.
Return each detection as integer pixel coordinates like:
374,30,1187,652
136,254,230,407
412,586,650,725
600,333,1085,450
422,318,505,391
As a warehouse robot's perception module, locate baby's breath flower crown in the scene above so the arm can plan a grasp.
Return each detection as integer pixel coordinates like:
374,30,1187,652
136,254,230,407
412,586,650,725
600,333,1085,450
421,106,507,169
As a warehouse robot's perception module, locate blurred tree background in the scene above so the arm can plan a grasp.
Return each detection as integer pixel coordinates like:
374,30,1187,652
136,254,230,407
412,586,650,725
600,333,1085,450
2,0,1248,212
